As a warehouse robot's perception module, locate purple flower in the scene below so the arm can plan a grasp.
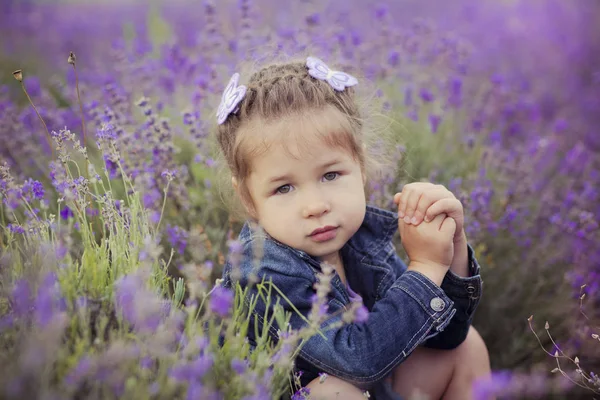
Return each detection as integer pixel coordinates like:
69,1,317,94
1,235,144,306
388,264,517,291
4,188,21,210
140,356,154,370
11,279,32,316
375,4,388,19
419,87,434,102
271,343,292,364
354,305,369,323
404,87,413,107
310,294,328,319
34,272,60,327
472,370,513,400
170,363,193,382
100,156,118,179
166,225,189,255
0,315,14,331
60,206,74,220
7,224,25,234
209,286,234,316
149,382,160,395
186,382,206,400
190,353,214,379
429,114,442,133
182,112,195,125
114,271,167,333
448,76,462,106
231,358,247,374
22,179,45,200
388,50,400,66
64,356,93,386
228,239,243,255
32,180,44,200
291,387,310,400
305,13,320,26
115,274,142,324
407,108,419,122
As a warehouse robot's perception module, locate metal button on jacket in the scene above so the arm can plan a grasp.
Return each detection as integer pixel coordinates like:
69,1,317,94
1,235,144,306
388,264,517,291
430,297,446,312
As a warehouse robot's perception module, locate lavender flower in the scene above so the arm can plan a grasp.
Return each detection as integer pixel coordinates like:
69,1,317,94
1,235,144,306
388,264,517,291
10,279,32,316
60,206,74,220
34,272,62,327
166,224,189,254
291,387,310,400
64,356,94,387
209,285,234,316
231,358,248,374
7,224,25,234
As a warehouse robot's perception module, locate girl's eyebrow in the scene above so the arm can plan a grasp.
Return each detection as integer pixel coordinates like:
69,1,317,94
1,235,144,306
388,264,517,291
320,159,343,169
268,174,291,184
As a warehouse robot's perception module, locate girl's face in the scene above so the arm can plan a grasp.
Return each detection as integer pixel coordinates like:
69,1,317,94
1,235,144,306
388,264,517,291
242,112,366,266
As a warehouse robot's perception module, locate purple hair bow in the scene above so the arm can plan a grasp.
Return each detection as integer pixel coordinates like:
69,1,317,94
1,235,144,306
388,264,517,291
216,73,247,125
306,56,358,91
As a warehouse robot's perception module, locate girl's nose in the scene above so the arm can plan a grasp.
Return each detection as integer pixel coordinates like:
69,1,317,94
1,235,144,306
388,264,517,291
302,201,331,219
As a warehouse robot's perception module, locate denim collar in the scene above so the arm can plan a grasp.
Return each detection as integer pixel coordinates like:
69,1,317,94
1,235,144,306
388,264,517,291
238,205,399,266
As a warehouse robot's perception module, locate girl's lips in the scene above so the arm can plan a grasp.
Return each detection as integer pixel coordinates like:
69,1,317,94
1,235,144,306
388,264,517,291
310,226,338,242
310,225,337,236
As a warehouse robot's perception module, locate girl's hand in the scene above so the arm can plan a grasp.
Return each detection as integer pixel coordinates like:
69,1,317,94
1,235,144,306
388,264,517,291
393,182,464,242
399,213,456,281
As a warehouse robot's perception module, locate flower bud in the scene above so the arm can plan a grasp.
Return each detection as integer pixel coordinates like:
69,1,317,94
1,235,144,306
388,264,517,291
13,69,23,82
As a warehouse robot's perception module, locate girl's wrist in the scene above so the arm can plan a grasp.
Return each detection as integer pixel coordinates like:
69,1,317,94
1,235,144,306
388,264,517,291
407,261,448,287
453,229,467,244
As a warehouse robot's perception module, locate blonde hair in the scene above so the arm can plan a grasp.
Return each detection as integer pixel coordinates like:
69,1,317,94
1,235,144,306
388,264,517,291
214,55,395,219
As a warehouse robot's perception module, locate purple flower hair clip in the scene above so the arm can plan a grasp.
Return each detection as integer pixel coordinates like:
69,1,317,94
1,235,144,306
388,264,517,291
306,56,358,91
216,73,247,125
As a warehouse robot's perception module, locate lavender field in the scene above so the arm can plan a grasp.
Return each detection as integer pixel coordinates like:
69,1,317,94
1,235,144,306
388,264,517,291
1,0,599,398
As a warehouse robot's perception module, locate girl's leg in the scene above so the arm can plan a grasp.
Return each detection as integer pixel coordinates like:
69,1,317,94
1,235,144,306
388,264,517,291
305,375,368,400
391,326,491,400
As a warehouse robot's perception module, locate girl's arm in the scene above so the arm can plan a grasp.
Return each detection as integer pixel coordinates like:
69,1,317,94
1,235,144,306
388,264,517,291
231,242,460,387
390,241,483,350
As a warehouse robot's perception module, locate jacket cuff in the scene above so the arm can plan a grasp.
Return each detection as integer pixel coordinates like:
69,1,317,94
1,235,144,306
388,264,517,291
392,270,457,334
441,243,483,320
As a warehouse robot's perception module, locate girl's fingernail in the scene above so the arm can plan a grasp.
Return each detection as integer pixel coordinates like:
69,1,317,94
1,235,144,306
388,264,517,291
424,216,430,222
398,211,404,218
411,217,418,224
403,216,411,224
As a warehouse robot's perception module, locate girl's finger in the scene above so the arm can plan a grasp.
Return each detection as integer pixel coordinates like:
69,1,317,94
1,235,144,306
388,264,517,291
439,214,457,236
412,187,449,225
424,198,462,222
396,189,411,219
403,190,423,224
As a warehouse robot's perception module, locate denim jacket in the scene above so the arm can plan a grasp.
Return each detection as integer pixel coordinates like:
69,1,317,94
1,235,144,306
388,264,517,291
222,205,483,387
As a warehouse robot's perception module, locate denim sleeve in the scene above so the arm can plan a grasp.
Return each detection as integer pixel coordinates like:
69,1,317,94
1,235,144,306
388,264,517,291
237,246,461,386
421,243,483,349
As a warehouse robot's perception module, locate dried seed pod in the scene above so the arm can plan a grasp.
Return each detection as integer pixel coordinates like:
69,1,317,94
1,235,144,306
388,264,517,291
13,69,23,82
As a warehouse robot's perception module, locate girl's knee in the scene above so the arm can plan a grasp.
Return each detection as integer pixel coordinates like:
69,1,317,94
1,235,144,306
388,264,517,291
305,375,367,400
458,326,490,370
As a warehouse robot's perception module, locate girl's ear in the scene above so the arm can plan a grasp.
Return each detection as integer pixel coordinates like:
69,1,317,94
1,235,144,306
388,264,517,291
232,176,258,219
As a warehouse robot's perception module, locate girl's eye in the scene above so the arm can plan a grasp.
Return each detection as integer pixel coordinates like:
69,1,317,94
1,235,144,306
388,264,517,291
276,184,292,194
323,172,339,181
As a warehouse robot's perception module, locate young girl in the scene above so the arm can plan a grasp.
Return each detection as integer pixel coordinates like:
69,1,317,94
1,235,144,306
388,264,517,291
216,56,490,400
